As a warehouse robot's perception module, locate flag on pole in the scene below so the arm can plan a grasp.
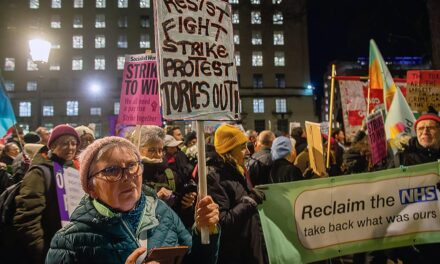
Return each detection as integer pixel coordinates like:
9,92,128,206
369,39,397,112
0,75,16,137
384,86,415,153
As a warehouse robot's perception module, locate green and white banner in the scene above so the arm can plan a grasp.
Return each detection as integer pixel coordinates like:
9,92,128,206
258,162,440,263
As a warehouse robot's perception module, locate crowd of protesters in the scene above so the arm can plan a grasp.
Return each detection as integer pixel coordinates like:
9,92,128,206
1,108,440,263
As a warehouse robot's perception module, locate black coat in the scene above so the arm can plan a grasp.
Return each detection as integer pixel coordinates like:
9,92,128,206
246,147,272,186
207,153,268,264
270,158,303,183
395,137,440,166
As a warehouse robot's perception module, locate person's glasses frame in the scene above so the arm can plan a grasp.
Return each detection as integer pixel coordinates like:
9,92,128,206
417,125,440,133
91,161,143,182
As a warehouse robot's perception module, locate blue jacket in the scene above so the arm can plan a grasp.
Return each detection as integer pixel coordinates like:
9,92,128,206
45,188,219,264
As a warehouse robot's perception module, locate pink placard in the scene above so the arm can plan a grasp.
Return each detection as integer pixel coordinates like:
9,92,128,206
117,54,162,126
367,111,387,165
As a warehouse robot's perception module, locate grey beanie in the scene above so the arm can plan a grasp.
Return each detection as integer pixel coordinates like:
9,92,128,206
271,136,293,161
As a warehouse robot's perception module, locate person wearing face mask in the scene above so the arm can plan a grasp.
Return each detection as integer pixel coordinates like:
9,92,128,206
11,124,80,264
207,124,269,264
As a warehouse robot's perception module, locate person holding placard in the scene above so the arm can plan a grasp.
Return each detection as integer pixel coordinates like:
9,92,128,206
46,137,220,264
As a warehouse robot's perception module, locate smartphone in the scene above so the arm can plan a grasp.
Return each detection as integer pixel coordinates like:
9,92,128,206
145,246,189,264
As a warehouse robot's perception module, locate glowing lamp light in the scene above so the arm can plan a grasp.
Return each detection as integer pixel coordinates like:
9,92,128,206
307,84,314,90
29,38,51,63
90,84,102,94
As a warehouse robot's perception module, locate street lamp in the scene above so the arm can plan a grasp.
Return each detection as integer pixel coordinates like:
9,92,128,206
29,38,51,127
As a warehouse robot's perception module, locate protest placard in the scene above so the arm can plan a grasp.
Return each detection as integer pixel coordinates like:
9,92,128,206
406,70,440,112
305,121,326,176
289,122,301,135
366,111,387,165
117,53,161,126
258,162,440,263
154,0,239,120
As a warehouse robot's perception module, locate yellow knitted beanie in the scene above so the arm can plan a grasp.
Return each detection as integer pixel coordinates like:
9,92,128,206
214,124,248,154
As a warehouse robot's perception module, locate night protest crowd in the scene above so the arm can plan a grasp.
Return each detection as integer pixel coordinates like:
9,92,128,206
0,110,440,263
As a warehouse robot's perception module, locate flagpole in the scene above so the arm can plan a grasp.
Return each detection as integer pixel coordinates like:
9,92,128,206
196,120,209,244
326,64,336,169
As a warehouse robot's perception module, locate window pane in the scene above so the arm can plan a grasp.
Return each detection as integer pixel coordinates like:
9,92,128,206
114,102,120,115
232,10,239,24
4,80,14,91
229,0,239,3
4,58,15,71
140,16,150,28
90,107,102,116
118,35,128,48
95,56,105,70
233,30,240,44
273,11,283,25
95,35,106,48
30,0,39,9
274,51,285,66
253,74,263,88
251,11,261,24
235,52,240,66
117,56,125,70
73,15,83,28
27,81,38,91
72,56,83,70
139,34,150,48
27,58,38,71
73,35,83,49
252,52,263,66
19,102,32,117
96,0,106,8
118,16,128,28
66,101,79,116
52,0,61,8
273,0,282,4
49,58,61,71
273,31,284,45
251,0,260,4
275,74,285,88
276,99,287,113
51,15,61,28
95,14,106,28
252,31,262,45
118,0,128,8
43,105,54,116
74,0,83,8
140,0,150,8
253,99,264,113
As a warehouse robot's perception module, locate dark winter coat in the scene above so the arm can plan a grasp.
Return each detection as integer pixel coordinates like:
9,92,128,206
246,147,272,186
394,137,440,166
207,153,268,264
45,188,220,264
270,158,303,183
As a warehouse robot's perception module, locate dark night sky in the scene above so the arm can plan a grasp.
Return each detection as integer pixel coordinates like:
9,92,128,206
308,0,431,89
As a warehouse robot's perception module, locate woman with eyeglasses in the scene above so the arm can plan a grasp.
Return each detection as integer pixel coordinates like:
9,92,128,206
45,136,220,264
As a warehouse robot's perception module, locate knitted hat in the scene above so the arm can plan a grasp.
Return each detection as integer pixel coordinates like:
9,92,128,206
271,136,293,161
214,124,248,154
414,113,440,130
79,136,141,194
75,125,95,139
164,134,183,147
47,124,80,148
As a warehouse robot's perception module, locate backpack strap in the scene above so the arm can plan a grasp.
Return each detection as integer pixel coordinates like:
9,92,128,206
28,165,52,192
164,168,175,192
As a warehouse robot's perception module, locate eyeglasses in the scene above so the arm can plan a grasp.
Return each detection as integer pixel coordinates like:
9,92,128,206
91,161,142,182
417,126,439,133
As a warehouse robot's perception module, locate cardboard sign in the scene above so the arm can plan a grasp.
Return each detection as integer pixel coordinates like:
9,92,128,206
366,111,387,165
154,0,239,120
258,162,440,263
117,54,162,126
406,70,440,112
305,121,326,176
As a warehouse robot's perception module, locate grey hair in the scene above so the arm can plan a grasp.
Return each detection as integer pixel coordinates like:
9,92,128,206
127,125,165,148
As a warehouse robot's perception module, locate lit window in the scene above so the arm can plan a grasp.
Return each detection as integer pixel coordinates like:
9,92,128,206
232,10,239,24
95,14,106,28
253,99,264,113
44,123,54,130
51,15,61,28
273,31,284,45
4,80,14,91
253,74,263,88
95,35,106,49
118,35,128,48
43,105,54,116
140,34,150,48
4,58,15,71
73,35,83,49
30,0,39,9
74,0,83,8
140,0,150,8
19,124,30,134
73,15,83,28
276,98,287,113
50,59,61,71
273,0,282,4
27,58,38,71
27,81,38,91
235,52,240,66
118,16,128,28
52,0,61,8
19,102,32,117
252,31,262,45
96,0,106,8
275,74,285,88
252,52,263,66
233,30,240,44
90,107,102,116
229,0,239,4
273,11,283,25
72,56,83,70
274,51,285,66
66,101,79,116
118,0,128,8
95,56,105,70
114,102,120,115
140,16,150,28
251,0,260,4
117,56,125,70
251,11,261,24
